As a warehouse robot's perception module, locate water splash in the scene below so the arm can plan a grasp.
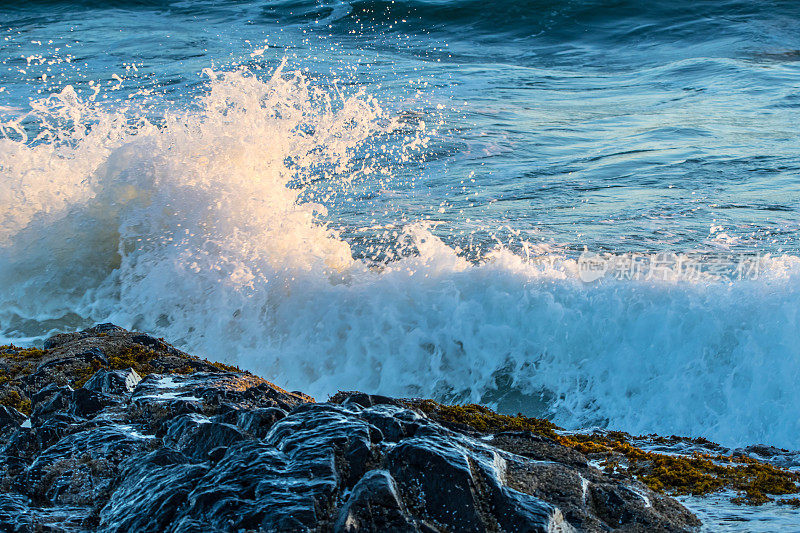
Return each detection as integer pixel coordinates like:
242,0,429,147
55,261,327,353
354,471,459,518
2,65,800,449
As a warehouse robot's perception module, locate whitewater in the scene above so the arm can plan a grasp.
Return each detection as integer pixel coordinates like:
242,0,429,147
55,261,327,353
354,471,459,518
2,64,800,451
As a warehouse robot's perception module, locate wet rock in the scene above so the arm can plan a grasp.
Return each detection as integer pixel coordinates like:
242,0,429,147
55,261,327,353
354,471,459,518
207,445,228,462
163,414,245,461
43,323,126,349
360,404,424,442
332,390,403,409
491,431,589,468
30,386,74,426
2,416,76,461
193,373,311,410
83,368,142,395
387,428,569,532
334,470,419,532
234,406,287,437
0,326,703,533
0,493,34,533
186,439,328,531
0,406,25,429
0,406,25,443
502,458,589,528
733,444,800,469
22,348,108,393
99,449,210,533
2,324,263,419
70,388,110,417
131,371,308,413
31,382,71,405
132,374,207,406
23,425,151,505
0,492,92,532
37,347,108,370
265,402,378,489
130,334,186,356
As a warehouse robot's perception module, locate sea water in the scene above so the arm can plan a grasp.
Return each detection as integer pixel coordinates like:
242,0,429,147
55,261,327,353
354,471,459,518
2,0,800,451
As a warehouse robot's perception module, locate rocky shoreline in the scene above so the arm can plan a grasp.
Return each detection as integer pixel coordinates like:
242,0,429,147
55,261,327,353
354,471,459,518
0,325,797,532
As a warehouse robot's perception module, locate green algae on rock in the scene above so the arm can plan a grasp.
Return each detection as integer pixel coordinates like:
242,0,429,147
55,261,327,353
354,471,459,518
0,324,259,413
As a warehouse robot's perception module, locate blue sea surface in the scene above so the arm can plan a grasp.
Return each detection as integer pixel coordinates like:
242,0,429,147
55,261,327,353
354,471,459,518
3,0,799,253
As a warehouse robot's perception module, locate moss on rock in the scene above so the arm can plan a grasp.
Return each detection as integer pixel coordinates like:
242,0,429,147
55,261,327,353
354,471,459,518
408,398,800,507
407,399,561,440
0,390,31,415
0,345,48,361
0,327,251,419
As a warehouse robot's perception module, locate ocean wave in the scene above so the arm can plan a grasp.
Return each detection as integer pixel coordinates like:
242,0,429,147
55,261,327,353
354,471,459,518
6,0,800,54
324,0,800,45
2,65,800,450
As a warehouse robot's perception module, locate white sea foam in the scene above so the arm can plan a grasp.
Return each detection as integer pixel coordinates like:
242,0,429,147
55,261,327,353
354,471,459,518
2,66,800,449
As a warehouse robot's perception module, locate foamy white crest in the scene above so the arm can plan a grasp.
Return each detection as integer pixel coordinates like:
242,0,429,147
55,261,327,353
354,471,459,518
0,65,396,322
2,66,800,449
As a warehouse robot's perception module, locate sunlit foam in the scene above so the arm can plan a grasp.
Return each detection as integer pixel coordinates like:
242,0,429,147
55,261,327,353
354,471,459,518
2,65,800,449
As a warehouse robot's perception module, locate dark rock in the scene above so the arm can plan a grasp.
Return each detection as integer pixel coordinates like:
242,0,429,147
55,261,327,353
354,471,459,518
2,413,87,461
0,406,26,444
163,414,245,461
36,348,108,371
335,470,418,532
491,431,589,468
131,374,207,407
131,371,309,413
93,323,125,333
70,388,111,417
99,449,210,533
388,429,485,530
0,493,33,533
266,402,378,489
333,391,403,409
184,439,327,531
195,377,312,411
586,482,703,533
207,445,228,462
234,406,287,437
361,404,424,442
43,333,76,350
83,368,142,395
0,405,26,429
31,383,71,406
733,444,800,469
503,458,592,529
387,428,568,532
131,334,185,356
23,425,151,506
0,327,703,532
43,323,124,349
30,387,74,426
0,492,92,532
22,348,108,393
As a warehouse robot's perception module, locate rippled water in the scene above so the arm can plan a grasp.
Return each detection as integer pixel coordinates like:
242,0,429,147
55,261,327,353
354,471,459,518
2,1,800,451
4,0,800,254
